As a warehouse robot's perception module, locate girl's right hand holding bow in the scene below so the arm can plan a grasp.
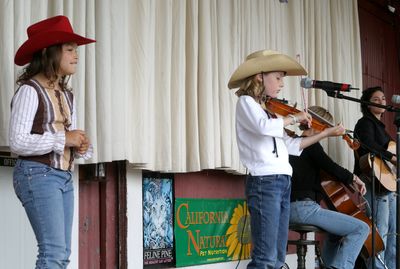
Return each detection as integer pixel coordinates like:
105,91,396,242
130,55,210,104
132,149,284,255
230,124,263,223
323,123,346,137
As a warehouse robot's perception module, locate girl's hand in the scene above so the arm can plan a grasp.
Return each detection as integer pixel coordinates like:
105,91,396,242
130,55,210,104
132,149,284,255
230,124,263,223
65,130,86,148
323,123,345,137
76,135,90,154
294,111,312,128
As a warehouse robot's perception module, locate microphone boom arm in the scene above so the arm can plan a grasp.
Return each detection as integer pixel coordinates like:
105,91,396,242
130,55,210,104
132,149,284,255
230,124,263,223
326,91,400,113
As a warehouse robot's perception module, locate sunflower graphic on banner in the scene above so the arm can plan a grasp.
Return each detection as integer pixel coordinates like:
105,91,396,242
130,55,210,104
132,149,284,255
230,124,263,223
174,199,251,267
226,202,252,260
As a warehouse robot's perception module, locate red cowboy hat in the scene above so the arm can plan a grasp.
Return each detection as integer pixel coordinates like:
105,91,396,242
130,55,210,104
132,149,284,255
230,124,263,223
14,15,95,66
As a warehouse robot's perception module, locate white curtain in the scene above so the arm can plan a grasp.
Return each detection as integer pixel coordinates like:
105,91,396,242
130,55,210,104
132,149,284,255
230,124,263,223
0,0,362,173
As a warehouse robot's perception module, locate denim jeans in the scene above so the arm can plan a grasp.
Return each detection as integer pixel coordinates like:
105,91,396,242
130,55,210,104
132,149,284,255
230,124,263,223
246,174,291,269
290,200,369,269
364,186,396,269
385,192,396,269
13,159,74,269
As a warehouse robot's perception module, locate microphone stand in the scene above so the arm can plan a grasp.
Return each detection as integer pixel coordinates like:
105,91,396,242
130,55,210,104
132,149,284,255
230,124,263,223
371,150,377,269
395,110,400,269
325,90,400,269
348,134,382,269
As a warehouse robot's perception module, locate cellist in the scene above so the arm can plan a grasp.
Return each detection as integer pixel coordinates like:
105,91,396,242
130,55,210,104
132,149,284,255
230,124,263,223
289,106,369,269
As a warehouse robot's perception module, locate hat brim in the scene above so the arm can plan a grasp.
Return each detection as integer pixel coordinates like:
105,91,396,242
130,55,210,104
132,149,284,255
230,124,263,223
15,31,95,66
228,54,307,89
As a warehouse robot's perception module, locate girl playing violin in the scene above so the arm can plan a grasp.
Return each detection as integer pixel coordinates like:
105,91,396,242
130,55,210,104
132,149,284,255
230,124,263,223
228,50,346,269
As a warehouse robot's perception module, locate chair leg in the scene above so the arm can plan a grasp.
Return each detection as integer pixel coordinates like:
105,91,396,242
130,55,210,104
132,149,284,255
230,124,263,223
296,244,307,269
289,230,324,269
315,244,325,269
296,233,307,269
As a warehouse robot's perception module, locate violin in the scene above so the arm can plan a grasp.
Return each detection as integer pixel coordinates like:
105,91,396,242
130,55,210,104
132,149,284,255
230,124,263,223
264,98,360,150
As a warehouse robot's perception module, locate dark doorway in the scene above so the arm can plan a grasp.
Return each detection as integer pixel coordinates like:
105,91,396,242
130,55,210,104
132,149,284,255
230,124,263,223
79,161,127,269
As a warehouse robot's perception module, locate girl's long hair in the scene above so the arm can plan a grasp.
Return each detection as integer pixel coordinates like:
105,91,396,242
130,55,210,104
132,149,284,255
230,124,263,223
16,44,70,90
235,74,265,102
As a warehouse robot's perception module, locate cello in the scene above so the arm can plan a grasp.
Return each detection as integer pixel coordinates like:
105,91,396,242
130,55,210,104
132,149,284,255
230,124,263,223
320,172,384,259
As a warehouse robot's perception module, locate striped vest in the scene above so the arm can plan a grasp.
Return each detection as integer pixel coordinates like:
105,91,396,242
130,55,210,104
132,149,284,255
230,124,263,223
18,79,75,171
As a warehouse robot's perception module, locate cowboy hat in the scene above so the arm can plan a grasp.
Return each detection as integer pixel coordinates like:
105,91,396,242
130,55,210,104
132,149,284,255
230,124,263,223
15,15,95,66
228,50,307,89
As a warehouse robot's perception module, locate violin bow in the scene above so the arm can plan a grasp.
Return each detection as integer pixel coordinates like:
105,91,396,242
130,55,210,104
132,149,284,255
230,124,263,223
296,53,308,114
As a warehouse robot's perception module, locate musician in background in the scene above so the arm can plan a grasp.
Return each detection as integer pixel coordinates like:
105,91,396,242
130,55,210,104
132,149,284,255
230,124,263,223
354,86,397,269
289,106,369,269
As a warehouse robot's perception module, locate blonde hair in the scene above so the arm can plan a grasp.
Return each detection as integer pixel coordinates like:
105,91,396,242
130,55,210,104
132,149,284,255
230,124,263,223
235,74,264,101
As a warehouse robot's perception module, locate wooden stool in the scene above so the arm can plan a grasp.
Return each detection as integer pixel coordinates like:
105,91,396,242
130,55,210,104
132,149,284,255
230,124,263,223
287,223,326,269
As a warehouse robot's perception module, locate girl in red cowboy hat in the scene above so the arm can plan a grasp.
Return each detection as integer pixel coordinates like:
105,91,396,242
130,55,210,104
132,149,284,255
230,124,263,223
228,50,346,269
10,15,95,269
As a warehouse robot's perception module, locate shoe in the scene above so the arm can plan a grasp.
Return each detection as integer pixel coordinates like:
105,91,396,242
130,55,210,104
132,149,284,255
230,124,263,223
281,263,290,269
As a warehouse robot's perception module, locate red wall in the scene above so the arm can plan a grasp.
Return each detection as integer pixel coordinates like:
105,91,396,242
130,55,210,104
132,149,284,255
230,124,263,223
359,0,400,138
174,170,245,198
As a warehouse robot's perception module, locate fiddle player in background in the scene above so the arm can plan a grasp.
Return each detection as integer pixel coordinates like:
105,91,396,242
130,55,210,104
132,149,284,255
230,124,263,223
353,86,397,269
228,50,346,269
289,106,369,269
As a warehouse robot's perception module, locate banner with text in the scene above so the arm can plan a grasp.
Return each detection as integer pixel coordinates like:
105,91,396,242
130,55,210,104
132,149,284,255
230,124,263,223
174,198,251,267
0,151,16,167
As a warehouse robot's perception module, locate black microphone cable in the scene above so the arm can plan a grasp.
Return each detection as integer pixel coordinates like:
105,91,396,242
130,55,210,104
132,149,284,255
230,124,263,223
234,169,249,269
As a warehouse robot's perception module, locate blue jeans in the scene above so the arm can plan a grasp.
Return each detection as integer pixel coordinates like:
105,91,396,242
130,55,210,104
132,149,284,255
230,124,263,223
13,160,74,269
246,174,291,269
364,186,396,269
385,192,396,269
290,200,369,269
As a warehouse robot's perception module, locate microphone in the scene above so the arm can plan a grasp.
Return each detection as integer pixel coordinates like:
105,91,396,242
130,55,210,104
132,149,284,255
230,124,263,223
300,77,357,92
392,94,400,104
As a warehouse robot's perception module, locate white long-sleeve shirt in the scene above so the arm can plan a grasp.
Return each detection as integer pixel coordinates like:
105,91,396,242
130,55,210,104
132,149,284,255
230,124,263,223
235,95,302,176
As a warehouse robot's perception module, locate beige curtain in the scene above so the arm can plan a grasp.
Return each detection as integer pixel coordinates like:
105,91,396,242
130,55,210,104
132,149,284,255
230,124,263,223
0,0,362,173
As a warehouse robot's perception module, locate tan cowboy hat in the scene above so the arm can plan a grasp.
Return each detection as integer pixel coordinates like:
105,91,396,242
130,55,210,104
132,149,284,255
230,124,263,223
228,50,307,89
15,15,95,66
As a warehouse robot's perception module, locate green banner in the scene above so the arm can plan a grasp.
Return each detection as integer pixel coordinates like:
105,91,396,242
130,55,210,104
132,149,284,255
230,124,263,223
174,198,251,267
